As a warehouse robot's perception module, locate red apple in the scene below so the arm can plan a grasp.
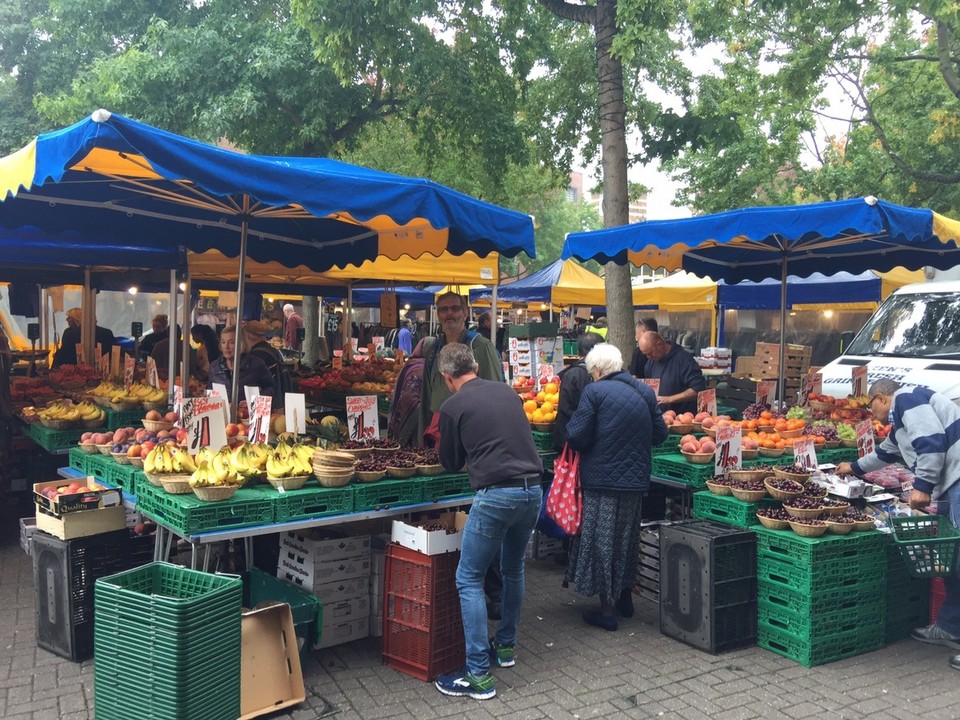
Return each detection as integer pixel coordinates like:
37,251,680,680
164,411,178,423
176,428,188,443
225,423,240,438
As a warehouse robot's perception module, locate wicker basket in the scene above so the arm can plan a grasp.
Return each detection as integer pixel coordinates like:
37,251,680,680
143,401,168,412
669,423,695,435
82,417,104,429
77,442,98,454
267,475,311,491
41,418,79,430
340,447,374,459
852,518,877,532
779,428,804,439
96,443,114,455
129,456,144,468
758,447,785,458
784,504,824,519
372,445,402,455
144,471,192,486
824,440,841,449
727,469,768,483
701,426,716,438
763,478,804,501
142,419,174,433
756,514,790,531
705,480,732,496
820,502,851,517
825,519,855,535
810,401,834,412
314,472,353,488
730,486,767,503
415,464,444,477
111,452,131,465
681,450,714,465
355,470,387,483
109,401,141,412
741,448,759,460
386,466,417,479
773,466,812,482
757,425,776,433
193,485,238,502
531,422,555,432
160,476,194,494
789,520,828,537
840,438,858,448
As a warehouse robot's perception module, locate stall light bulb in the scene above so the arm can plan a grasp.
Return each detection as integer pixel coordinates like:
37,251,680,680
516,309,523,315
823,309,834,318
541,303,547,310
404,304,411,310
178,282,186,291
128,286,138,295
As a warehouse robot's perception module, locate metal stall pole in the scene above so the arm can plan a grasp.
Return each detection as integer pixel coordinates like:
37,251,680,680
181,272,192,402
167,270,178,404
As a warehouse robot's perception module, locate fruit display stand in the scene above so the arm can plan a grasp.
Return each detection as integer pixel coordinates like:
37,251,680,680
103,406,152,431
22,420,105,454
693,492,778,528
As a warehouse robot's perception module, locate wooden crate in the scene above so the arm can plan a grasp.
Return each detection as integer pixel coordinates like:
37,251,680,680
752,342,810,380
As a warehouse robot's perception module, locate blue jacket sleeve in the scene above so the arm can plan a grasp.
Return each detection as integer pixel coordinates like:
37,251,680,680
565,387,597,452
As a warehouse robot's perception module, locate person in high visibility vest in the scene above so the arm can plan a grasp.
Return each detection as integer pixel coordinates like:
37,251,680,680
584,316,607,339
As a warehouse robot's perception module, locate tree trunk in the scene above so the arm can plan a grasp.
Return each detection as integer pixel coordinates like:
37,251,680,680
595,0,633,357
301,295,319,366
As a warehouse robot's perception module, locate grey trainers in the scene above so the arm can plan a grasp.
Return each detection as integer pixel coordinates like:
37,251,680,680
489,638,515,668
950,655,960,671
911,623,960,650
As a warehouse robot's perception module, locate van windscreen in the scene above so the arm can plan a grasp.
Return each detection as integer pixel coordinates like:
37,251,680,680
846,292,960,358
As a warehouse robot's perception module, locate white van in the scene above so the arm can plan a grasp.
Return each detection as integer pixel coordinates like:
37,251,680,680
819,280,960,401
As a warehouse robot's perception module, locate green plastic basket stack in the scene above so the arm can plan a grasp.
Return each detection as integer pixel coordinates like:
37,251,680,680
884,538,931,643
93,562,241,720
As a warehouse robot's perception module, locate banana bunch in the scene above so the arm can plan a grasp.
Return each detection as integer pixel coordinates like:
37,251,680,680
144,444,197,474
265,443,314,478
229,442,269,479
127,383,166,403
75,401,106,422
89,382,124,398
316,416,348,443
190,448,242,487
38,401,82,422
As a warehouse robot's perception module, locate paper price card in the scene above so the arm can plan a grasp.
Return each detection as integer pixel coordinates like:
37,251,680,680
346,395,379,440
285,393,307,435
211,382,231,423
509,350,520,363
793,438,818,470
509,337,519,351
855,419,876,458
123,355,135,390
243,385,260,411
76,343,86,366
852,365,868,397
642,378,660,394
538,362,554,380
248,395,272,444
756,380,775,408
145,356,159,387
698,388,717,417
715,424,742,476
332,352,343,370
372,336,385,351
173,385,183,420
111,346,121,378
182,396,227,452
98,353,110,380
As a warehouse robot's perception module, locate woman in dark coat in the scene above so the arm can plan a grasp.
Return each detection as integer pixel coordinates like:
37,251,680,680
564,343,668,630
553,332,603,452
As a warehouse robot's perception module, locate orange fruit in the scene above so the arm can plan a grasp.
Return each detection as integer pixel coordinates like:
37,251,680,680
523,400,537,414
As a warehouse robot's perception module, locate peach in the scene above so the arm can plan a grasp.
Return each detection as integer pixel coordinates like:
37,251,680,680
700,440,717,453
743,438,759,450
145,409,162,421
680,434,698,446
701,417,716,428
164,411,178,423
680,412,695,423
127,445,141,458
695,411,711,422
81,432,93,442
681,441,699,453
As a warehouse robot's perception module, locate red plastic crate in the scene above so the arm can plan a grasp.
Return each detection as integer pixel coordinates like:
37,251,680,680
382,544,464,681
930,577,947,624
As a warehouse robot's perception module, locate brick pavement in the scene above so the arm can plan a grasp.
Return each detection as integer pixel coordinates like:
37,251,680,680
4,508,960,719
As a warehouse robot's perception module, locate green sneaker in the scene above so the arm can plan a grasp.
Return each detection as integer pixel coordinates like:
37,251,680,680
435,667,496,699
489,638,516,668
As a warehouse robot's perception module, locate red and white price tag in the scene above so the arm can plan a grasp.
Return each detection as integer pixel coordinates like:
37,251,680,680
855,419,875,458
123,355,135,389
642,378,660,394
756,380,775,408
698,388,717,417
145,356,159,388
793,438,818,470
249,395,272,444
715,424,742,475
852,365,868,397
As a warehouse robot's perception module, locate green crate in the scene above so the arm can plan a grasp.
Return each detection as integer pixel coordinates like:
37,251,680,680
891,514,960,578
758,621,884,667
377,395,391,415
531,430,554,452
135,483,276,537
270,483,354,523
651,435,681,456
756,553,885,596
753,526,888,566
353,477,423,512
651,453,714,488
758,579,881,616
86,453,115,481
23,422,99,452
758,598,883,638
716,405,742,421
692,491,777,528
421,473,475,502
104,407,146,431
69,446,94,474
242,567,322,647
742,454,797,468
563,339,577,356
540,451,558,473
105,461,143,495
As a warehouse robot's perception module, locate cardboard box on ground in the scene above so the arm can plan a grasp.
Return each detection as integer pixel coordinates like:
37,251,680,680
240,603,305,720
33,477,126,540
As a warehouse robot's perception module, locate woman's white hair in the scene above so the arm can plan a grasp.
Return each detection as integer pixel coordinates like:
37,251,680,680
584,343,623,377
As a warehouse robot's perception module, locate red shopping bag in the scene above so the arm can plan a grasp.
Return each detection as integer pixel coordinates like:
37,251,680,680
545,445,582,535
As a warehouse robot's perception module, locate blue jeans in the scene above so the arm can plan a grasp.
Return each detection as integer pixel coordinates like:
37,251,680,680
456,485,542,676
935,482,960,635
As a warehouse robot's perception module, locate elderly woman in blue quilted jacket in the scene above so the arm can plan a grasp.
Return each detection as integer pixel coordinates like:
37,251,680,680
564,343,668,630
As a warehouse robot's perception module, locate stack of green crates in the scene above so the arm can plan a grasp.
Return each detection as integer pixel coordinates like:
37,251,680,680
93,562,242,720
754,526,887,667
692,491,777,528
884,539,931,643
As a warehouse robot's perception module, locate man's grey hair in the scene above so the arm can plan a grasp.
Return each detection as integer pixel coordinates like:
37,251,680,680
283,303,295,313
436,291,466,310
585,343,623,377
868,378,901,397
438,343,478,378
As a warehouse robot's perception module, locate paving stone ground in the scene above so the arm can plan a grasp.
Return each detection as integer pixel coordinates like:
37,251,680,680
4,500,960,720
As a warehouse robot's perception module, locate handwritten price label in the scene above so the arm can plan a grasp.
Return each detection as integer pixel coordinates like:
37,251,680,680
715,424,742,475
698,388,717,417
793,438,818,470
855,419,875,458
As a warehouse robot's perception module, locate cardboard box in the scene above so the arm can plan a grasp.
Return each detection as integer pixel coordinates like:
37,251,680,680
313,577,369,605
277,553,371,589
321,595,370,627
391,511,467,555
315,616,369,649
279,532,370,565
34,476,121,516
35,505,126,540
240,603,305,720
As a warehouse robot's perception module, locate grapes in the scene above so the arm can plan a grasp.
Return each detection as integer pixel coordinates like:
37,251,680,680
808,424,838,441
757,507,790,520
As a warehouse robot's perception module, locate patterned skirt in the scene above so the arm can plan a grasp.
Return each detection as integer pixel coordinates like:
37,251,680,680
566,489,643,598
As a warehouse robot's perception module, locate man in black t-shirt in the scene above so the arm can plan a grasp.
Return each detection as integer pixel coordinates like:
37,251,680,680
628,318,658,378
636,331,706,415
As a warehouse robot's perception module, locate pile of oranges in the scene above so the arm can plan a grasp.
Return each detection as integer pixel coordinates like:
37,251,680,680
521,380,560,424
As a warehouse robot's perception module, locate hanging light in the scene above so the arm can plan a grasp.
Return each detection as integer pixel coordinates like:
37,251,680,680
267,297,275,303
404,304,411,310
823,309,834,318
128,286,138,295
178,282,186,291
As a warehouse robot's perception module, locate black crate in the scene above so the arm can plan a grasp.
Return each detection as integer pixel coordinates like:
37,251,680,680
32,529,145,662
659,520,757,653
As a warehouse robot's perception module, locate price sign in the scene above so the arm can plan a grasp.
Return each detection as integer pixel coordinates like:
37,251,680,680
698,388,717,417
852,365,868,397
346,395,379,440
98,353,111,380
855,419,875,458
285,393,307,435
715,424,742,476
173,384,183,420
248,395,272,444
243,385,260,411
182,396,227,452
111,346,121,379
811,371,823,397
641,378,660,394
380,293,397,328
75,343,85,366
756,380,775,408
211,383,231,423
372,336,385,351
793,438,818,470
123,355,135,389
145,357,159,387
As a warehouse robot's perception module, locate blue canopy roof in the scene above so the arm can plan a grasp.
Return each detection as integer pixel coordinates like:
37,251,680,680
469,260,564,303
718,271,881,309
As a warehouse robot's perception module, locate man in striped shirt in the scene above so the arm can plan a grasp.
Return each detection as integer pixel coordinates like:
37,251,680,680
838,379,960,670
